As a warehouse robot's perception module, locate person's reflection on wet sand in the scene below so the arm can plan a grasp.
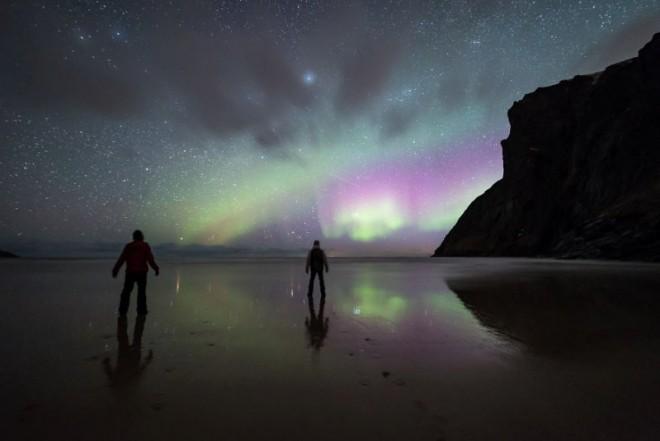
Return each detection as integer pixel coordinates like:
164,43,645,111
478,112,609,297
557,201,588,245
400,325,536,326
305,294,329,350
102,315,153,388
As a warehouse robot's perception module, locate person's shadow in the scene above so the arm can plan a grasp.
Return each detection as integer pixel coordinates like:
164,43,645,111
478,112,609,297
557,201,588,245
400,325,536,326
102,315,153,390
305,294,329,350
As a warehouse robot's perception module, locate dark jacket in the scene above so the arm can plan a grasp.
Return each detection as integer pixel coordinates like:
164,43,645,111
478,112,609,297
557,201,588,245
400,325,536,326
306,247,329,273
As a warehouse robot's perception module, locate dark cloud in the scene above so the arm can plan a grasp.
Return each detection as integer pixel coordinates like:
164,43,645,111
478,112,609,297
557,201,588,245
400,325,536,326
381,106,416,138
474,58,515,113
0,3,318,150
0,2,415,151
254,124,296,149
157,30,313,148
335,38,403,114
445,0,507,21
436,56,512,119
155,31,314,147
242,40,312,109
1,4,146,118
578,13,660,73
438,70,469,112
30,53,145,118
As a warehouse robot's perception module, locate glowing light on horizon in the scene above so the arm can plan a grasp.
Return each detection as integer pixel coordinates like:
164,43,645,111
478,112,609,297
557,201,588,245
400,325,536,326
166,137,501,249
326,197,408,241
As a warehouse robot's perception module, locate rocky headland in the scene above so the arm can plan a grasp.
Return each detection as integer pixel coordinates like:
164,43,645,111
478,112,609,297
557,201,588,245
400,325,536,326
435,33,660,261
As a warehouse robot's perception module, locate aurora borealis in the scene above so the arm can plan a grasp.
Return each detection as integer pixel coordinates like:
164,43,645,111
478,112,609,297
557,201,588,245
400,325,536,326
2,1,660,255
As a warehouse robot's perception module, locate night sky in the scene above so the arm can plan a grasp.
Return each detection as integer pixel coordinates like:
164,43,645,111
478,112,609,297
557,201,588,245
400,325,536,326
2,1,659,255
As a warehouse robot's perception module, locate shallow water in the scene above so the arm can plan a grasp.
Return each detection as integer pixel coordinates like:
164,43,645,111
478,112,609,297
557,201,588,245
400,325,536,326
2,258,660,440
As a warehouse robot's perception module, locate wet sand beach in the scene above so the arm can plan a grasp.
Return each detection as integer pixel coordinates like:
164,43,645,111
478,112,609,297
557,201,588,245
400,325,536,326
2,258,660,440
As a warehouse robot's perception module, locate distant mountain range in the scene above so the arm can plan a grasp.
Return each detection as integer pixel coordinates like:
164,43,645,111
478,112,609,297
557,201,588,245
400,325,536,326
0,242,307,259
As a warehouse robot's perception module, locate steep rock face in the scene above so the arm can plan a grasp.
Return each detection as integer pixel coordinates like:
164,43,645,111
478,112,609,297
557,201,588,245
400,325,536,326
435,33,660,261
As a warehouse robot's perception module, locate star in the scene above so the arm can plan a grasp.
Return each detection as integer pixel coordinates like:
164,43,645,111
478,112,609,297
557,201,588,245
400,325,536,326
302,70,316,86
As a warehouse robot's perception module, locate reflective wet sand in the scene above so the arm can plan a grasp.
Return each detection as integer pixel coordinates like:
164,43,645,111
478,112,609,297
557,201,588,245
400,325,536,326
2,258,660,440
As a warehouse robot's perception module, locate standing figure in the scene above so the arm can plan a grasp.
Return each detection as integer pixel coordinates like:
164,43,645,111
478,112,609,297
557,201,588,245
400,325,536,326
305,295,329,350
112,230,160,316
305,240,329,296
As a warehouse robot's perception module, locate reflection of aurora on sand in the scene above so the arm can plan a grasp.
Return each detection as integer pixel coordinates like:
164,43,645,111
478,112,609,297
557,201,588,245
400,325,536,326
7,259,660,440
168,261,491,339
343,274,408,322
340,273,498,347
160,259,518,384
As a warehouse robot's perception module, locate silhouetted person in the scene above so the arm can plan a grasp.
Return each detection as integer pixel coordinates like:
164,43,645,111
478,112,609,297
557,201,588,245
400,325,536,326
103,315,153,389
305,240,329,296
112,230,159,316
305,294,329,350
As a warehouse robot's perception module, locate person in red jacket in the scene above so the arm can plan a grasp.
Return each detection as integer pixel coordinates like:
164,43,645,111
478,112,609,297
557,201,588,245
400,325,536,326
112,230,160,316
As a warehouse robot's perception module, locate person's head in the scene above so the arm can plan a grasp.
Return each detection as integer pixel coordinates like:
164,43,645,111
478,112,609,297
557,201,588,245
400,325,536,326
313,240,320,248
133,230,144,241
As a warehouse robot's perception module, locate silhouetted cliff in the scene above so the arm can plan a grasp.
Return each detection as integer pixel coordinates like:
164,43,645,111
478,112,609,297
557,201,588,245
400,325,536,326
0,250,19,258
435,33,660,261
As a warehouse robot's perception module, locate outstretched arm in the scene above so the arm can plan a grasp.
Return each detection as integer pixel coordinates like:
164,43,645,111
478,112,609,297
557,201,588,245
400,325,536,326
147,244,159,276
112,247,127,278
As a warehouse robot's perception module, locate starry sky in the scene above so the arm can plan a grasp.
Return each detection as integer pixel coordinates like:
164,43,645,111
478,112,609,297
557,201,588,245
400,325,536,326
2,0,659,255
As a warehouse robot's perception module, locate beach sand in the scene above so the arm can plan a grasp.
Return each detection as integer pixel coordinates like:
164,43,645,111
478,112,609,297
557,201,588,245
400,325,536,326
2,258,660,440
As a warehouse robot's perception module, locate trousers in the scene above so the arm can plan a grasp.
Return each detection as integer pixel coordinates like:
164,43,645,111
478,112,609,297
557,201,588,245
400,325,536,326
119,272,148,315
307,270,326,296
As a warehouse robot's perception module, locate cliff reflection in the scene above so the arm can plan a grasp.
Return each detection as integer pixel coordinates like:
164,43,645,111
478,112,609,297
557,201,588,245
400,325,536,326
448,268,660,356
